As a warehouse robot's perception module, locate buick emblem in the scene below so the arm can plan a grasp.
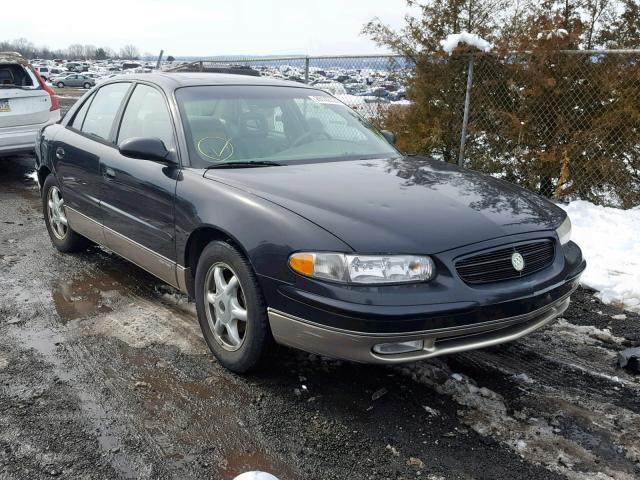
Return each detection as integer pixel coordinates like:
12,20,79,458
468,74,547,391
511,252,525,272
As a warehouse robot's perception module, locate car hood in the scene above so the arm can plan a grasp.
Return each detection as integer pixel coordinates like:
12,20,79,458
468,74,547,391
203,157,565,253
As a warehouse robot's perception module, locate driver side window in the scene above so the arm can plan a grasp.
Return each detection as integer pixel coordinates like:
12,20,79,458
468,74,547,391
117,84,174,149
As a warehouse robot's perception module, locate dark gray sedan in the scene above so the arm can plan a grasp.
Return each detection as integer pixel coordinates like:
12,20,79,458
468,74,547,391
34,73,585,373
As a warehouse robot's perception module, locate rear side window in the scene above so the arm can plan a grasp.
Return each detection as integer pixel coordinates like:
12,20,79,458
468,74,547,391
117,84,174,148
69,93,95,130
81,83,130,141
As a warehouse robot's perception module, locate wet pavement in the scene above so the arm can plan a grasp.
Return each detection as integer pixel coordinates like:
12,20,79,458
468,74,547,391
1,154,639,480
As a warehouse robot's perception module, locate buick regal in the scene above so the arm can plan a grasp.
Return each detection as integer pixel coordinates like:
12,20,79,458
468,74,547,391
34,73,585,373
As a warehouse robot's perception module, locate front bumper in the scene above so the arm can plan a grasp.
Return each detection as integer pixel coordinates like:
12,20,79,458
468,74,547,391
268,285,574,363
265,236,585,363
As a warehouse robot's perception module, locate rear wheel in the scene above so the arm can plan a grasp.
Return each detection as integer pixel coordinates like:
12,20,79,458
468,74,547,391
195,241,272,373
42,175,91,253
56,81,64,88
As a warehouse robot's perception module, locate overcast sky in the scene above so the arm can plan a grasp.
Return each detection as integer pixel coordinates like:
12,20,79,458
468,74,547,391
7,0,417,56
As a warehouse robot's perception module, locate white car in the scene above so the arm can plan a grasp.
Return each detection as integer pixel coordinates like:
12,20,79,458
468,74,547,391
34,65,51,81
0,52,60,155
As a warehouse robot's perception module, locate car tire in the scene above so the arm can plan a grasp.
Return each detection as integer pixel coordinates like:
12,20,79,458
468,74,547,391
42,175,91,253
195,241,273,373
83,82,91,89
56,82,64,88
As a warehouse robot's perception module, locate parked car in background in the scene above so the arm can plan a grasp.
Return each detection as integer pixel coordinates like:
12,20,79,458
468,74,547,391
34,66,51,82
48,67,67,78
0,52,59,155
34,73,584,374
52,74,95,89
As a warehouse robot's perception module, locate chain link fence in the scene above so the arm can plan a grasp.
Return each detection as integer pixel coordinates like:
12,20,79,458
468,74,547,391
170,55,411,120
459,50,640,208
170,51,639,208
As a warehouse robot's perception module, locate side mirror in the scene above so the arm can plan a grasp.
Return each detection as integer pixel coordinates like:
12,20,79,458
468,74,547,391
381,130,396,145
119,137,172,162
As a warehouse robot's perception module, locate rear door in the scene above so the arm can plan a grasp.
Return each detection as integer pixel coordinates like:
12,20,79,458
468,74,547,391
0,63,50,128
53,82,132,225
100,82,180,283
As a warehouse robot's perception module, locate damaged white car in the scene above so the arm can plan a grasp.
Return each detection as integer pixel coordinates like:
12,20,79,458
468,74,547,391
0,52,60,156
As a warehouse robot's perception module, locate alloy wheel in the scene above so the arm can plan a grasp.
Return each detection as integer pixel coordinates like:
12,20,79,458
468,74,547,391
204,262,248,351
47,186,68,240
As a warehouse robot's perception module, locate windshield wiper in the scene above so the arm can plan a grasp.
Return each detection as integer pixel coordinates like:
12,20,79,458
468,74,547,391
205,161,282,169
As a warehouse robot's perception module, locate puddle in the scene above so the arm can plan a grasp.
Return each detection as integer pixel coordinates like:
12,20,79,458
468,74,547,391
51,274,118,322
47,263,206,353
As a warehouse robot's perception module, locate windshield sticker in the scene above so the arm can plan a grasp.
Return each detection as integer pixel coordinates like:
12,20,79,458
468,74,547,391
197,137,234,161
309,96,343,105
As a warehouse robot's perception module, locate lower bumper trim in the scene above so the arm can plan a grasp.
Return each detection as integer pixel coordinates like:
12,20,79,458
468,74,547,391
268,293,572,364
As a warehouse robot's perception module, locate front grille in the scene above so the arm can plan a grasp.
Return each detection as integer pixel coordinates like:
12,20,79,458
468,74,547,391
455,240,555,284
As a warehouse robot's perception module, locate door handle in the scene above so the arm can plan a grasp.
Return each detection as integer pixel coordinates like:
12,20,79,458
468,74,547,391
104,167,116,179
55,147,65,159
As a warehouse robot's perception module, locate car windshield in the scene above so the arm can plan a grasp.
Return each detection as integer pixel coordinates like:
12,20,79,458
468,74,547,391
176,85,399,167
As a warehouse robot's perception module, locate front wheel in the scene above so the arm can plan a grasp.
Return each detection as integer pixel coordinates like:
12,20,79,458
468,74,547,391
56,82,64,88
83,82,91,89
42,175,91,253
195,241,272,373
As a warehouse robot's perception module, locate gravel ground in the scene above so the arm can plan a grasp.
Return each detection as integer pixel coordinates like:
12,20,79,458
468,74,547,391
1,154,639,480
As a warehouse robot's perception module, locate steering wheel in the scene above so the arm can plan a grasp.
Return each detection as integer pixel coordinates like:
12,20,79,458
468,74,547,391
292,130,331,147
238,111,268,137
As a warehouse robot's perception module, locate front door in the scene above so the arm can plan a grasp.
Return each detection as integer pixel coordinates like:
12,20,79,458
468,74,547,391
99,83,180,287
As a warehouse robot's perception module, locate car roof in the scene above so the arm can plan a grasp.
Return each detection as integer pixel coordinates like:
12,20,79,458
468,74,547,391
0,52,28,65
100,72,316,91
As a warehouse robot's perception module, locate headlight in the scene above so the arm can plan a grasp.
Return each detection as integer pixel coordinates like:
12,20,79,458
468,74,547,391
288,252,436,284
555,216,572,245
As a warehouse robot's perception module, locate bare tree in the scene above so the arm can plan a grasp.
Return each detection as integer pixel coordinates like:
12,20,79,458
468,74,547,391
66,44,85,59
83,44,97,59
119,44,140,60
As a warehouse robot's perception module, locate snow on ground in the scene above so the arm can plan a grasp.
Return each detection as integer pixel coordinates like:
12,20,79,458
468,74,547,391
440,32,493,54
25,171,39,184
561,200,640,312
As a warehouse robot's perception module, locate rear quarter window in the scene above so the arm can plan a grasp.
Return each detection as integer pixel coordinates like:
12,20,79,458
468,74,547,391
69,93,95,130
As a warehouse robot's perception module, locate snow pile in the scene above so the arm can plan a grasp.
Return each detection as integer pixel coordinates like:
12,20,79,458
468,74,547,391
561,200,640,312
26,171,39,184
440,32,493,55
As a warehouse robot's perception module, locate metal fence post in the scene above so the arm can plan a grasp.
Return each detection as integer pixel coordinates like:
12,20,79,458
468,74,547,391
458,55,474,167
304,56,310,84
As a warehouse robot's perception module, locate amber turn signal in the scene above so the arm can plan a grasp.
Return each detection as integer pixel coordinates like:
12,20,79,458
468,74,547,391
289,252,314,275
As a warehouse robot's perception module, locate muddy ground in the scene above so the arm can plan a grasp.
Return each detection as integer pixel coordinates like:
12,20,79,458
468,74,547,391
0,154,639,480
52,87,86,117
